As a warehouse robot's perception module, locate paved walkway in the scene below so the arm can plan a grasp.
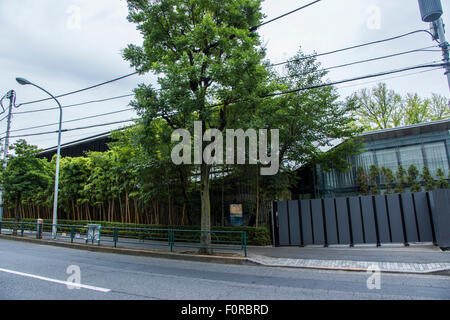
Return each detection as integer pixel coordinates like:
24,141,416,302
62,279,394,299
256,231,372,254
247,245,450,274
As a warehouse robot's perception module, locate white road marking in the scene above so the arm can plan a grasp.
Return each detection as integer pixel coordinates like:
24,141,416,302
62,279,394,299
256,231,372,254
0,267,111,293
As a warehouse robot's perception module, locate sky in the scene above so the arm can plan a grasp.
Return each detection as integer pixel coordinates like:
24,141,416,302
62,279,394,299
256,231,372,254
0,0,449,150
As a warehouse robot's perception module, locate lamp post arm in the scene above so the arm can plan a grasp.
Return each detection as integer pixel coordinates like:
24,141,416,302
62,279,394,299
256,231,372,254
28,82,62,239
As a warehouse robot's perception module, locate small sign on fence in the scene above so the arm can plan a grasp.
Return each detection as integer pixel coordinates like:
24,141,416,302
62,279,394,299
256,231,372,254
230,204,243,226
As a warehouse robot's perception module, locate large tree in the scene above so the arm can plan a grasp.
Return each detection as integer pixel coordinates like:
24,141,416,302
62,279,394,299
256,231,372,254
1,140,51,234
352,83,449,130
254,50,362,175
352,83,402,130
123,0,268,253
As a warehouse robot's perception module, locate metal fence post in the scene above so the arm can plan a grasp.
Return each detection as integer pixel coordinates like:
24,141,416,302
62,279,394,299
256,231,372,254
113,228,118,248
70,227,75,243
20,222,24,236
0,221,2,235
169,230,174,252
243,231,247,257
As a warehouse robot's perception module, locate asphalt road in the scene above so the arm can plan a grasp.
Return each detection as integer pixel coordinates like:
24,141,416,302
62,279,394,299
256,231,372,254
0,239,449,300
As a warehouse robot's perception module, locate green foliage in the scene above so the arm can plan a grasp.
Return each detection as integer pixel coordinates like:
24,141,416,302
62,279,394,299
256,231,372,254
356,167,369,196
122,0,363,247
421,166,436,191
5,218,271,246
394,165,406,194
1,140,52,209
368,165,380,195
407,164,422,193
381,167,395,194
124,0,269,246
352,82,449,130
436,168,449,189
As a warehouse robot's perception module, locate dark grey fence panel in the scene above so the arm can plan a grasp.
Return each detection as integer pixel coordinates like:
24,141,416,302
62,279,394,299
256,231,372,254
348,197,364,244
274,191,445,248
335,198,351,245
374,195,391,243
311,199,325,245
300,200,314,245
288,200,301,246
324,198,339,245
429,189,450,248
277,201,290,246
386,195,405,243
360,196,378,244
400,193,419,243
413,192,434,242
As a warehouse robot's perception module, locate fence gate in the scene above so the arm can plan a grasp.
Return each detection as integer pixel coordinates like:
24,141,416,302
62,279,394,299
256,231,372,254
272,190,450,248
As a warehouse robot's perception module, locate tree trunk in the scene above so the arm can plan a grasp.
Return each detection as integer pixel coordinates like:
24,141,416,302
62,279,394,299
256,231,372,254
133,198,139,225
256,167,259,228
199,163,212,255
119,195,124,223
13,205,19,236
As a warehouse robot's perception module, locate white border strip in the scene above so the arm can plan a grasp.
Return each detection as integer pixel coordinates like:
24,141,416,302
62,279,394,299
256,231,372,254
0,267,111,293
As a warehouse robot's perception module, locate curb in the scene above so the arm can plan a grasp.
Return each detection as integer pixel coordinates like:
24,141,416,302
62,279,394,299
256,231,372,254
1,235,448,275
246,256,450,276
0,234,252,266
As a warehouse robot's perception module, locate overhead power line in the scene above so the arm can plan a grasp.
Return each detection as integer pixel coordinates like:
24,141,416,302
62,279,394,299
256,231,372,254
277,46,440,80
13,93,135,115
3,44,440,117
335,67,443,90
263,62,446,98
251,0,321,31
270,30,436,67
15,72,138,107
12,2,323,110
1,119,137,140
8,107,135,134
4,62,446,142
34,67,444,150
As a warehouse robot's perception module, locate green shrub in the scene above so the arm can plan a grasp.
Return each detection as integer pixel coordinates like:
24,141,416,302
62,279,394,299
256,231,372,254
2,218,272,246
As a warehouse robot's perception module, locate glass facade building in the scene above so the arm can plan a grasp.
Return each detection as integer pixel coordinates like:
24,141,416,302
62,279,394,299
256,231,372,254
312,119,450,198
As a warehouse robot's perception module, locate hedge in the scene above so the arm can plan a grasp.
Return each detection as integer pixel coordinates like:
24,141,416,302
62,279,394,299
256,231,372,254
1,218,272,246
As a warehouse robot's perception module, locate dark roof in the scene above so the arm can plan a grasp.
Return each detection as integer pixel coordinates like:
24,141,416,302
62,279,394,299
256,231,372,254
39,131,115,160
360,118,450,142
38,119,450,160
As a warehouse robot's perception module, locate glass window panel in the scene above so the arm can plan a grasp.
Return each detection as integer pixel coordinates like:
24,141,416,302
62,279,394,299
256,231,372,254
399,145,424,170
323,170,337,190
354,151,375,172
423,142,449,177
375,148,398,173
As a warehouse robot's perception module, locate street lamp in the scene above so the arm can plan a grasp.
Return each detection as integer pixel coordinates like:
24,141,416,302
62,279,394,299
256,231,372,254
16,77,63,239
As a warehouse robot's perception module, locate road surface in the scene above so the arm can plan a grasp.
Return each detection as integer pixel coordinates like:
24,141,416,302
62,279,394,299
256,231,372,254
0,239,448,300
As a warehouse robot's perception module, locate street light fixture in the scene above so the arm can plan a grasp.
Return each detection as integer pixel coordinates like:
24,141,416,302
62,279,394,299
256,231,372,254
16,77,63,239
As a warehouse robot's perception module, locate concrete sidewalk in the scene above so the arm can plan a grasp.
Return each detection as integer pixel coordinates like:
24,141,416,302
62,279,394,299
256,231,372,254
247,245,450,274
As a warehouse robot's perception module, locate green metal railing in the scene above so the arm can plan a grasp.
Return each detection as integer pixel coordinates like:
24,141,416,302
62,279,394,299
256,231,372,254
0,220,247,256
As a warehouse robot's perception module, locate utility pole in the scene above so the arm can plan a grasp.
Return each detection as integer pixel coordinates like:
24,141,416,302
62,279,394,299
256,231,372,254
418,0,450,92
0,90,15,225
432,19,450,92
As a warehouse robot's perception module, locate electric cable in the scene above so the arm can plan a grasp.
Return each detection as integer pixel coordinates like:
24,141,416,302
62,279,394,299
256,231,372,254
15,72,138,107
4,62,446,141
250,0,321,31
13,93,135,115
8,107,135,134
270,30,437,67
